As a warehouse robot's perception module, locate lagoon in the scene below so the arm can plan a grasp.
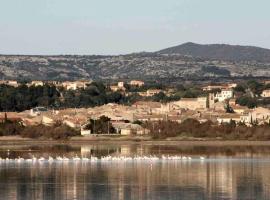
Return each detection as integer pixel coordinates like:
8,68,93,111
1,143,270,200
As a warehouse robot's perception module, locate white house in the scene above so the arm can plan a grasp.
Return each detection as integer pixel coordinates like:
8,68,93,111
215,89,234,102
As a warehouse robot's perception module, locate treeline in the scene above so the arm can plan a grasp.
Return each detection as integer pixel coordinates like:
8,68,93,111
144,119,270,140
60,82,129,108
0,84,60,111
0,120,79,140
1,79,270,112
235,80,270,108
125,83,206,103
0,81,204,111
0,82,130,112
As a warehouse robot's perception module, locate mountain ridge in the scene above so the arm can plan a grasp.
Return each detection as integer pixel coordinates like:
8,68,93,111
158,42,270,62
0,42,270,81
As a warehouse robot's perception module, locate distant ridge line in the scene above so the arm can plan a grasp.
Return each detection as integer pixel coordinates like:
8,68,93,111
158,42,270,62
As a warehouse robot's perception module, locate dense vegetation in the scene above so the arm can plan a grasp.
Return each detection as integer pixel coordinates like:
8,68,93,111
201,65,231,76
0,82,205,111
21,123,79,140
0,84,60,111
145,119,270,140
0,82,129,111
0,120,79,140
235,80,270,108
84,116,116,134
0,79,270,112
125,83,205,103
60,82,128,108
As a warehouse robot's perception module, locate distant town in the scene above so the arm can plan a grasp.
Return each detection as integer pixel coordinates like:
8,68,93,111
0,78,270,140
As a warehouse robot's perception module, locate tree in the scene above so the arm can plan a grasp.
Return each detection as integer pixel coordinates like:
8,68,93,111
85,116,116,134
234,84,246,93
236,96,257,108
247,80,264,96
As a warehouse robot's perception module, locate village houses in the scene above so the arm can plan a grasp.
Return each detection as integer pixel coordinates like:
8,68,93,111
110,82,126,92
61,80,92,90
28,81,44,87
1,79,270,137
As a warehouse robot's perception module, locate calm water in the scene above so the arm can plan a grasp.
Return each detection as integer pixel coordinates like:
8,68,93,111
1,144,270,200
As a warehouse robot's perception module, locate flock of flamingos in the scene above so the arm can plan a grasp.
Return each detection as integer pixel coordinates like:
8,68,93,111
0,154,206,163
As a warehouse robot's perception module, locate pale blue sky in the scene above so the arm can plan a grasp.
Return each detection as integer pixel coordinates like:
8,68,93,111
0,0,269,55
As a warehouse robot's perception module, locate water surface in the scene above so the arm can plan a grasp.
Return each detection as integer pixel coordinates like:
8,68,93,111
0,144,270,200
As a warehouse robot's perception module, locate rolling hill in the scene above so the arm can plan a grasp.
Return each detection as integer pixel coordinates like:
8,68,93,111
0,43,270,81
158,42,270,62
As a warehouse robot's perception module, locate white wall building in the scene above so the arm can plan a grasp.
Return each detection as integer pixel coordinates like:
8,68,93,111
215,89,234,102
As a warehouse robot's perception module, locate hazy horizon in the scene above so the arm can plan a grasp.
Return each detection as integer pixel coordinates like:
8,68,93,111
1,41,270,56
1,0,270,55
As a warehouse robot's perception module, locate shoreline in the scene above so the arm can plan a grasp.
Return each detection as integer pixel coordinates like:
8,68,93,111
1,136,270,146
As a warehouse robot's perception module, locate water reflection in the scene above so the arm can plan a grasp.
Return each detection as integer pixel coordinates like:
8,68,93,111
2,144,270,159
1,144,270,200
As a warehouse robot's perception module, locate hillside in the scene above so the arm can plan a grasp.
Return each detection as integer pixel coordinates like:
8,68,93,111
158,42,270,62
0,43,270,81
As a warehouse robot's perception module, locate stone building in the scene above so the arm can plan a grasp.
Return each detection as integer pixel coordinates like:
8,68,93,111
173,97,207,110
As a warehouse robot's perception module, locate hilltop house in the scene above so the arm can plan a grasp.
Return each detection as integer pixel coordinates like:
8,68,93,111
110,82,126,92
0,80,20,87
29,81,44,87
129,80,145,87
62,80,91,90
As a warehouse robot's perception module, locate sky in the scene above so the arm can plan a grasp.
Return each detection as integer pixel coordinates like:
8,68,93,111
0,0,270,55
